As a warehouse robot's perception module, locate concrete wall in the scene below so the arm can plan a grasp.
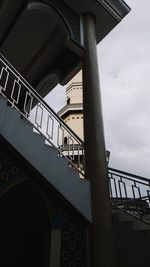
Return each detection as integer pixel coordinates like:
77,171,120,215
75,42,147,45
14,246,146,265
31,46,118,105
0,97,91,222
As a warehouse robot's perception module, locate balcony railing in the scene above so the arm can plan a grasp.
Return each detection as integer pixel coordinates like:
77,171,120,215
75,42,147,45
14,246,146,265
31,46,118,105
109,167,150,223
0,54,85,176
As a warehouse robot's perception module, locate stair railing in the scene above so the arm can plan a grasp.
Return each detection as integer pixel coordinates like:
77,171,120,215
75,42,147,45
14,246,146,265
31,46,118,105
109,167,150,222
0,54,85,176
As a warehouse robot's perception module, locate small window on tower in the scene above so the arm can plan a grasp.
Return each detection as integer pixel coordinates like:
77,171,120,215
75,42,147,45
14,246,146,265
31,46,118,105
67,97,70,105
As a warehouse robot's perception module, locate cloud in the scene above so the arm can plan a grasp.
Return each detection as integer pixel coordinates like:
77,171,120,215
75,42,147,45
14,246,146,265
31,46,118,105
99,0,150,177
44,84,66,112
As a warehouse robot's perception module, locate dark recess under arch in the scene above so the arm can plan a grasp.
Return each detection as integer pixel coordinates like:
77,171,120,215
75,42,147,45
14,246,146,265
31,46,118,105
0,180,51,267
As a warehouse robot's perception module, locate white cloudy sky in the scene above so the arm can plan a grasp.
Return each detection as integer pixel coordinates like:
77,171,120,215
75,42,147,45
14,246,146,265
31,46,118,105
46,0,150,178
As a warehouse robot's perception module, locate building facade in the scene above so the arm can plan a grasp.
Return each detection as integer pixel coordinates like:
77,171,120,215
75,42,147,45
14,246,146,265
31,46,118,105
0,1,131,267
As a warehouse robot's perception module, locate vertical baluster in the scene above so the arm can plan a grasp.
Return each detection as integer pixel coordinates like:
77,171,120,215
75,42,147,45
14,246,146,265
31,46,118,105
35,103,43,130
123,181,128,199
118,178,123,202
109,174,113,199
114,175,118,199
0,66,9,93
23,91,33,118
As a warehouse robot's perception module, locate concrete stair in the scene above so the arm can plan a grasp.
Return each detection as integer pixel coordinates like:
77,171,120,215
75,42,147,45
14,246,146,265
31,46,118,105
1,96,150,266
112,208,150,267
0,96,91,221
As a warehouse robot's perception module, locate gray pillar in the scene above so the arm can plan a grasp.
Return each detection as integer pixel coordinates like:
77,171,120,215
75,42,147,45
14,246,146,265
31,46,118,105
82,14,113,267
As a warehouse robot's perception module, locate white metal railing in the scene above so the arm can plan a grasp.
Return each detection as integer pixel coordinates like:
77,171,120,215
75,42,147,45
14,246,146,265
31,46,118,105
0,54,85,176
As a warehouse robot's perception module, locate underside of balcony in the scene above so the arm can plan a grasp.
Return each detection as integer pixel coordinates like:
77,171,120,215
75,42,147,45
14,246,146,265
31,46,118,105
0,0,130,98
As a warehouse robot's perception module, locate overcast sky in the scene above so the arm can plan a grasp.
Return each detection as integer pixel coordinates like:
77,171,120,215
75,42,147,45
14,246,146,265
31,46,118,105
46,0,150,178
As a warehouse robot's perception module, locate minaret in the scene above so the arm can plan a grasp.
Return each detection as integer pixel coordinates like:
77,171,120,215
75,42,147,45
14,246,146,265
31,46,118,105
58,71,110,170
57,71,83,141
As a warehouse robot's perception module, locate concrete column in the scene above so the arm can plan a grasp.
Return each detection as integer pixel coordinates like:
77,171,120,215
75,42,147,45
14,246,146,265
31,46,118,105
82,14,113,267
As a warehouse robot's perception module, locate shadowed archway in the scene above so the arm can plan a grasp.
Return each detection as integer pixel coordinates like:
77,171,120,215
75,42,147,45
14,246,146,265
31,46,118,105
0,180,51,267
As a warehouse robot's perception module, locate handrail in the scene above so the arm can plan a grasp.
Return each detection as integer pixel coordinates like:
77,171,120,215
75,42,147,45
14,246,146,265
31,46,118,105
0,54,84,145
109,167,150,183
0,54,85,175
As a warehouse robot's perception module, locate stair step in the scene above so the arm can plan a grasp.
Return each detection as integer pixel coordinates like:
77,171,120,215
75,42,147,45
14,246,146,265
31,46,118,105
0,97,91,222
113,209,135,222
113,208,150,231
113,207,150,267
133,219,150,231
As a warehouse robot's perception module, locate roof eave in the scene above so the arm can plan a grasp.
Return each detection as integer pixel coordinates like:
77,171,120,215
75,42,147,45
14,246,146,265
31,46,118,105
64,0,131,43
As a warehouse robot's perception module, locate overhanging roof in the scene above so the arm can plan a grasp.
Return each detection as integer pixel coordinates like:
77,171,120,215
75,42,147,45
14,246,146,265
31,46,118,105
64,0,131,43
64,0,130,18
0,0,130,93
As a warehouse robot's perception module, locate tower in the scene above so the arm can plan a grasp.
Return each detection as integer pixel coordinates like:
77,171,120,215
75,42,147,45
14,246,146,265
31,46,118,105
58,71,84,174
58,71,83,141
58,71,111,164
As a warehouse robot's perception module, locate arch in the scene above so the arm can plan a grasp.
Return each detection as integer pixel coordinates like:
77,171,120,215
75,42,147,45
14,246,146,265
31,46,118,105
1,1,72,86
0,179,51,267
27,1,72,39
36,72,61,97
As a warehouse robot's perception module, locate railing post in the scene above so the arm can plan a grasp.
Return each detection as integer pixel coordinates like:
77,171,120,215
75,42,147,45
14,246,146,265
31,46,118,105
82,14,113,267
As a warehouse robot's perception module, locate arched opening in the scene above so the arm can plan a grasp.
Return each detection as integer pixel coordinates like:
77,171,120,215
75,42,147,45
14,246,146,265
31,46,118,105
0,180,51,267
36,72,60,99
1,1,71,89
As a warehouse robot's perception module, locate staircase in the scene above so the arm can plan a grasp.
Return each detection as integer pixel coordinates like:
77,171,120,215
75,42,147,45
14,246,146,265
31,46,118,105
109,168,150,224
109,168,150,267
0,96,91,221
1,54,150,266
